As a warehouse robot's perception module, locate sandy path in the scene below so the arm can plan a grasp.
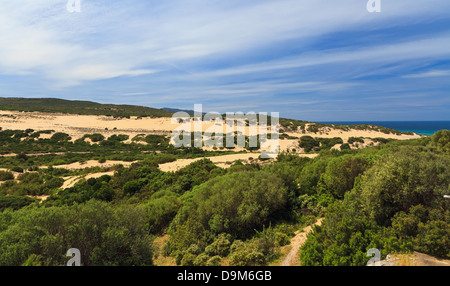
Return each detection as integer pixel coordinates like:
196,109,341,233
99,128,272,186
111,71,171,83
279,218,323,266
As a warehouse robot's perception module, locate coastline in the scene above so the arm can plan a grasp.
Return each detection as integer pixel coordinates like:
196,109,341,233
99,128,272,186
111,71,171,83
317,121,450,136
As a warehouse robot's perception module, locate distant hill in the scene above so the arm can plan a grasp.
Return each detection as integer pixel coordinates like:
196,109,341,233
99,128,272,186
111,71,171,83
0,97,173,118
162,107,196,115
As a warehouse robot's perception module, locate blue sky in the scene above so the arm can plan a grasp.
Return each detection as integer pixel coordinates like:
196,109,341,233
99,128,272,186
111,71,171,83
0,0,449,121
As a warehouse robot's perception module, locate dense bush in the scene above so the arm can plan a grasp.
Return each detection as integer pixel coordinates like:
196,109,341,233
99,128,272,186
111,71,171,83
299,136,319,152
431,130,450,154
358,151,450,225
0,200,154,266
189,171,288,237
0,196,36,211
300,146,450,265
0,171,14,181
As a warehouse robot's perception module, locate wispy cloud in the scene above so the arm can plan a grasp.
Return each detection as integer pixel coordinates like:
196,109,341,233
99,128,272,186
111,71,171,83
0,0,449,120
403,70,450,78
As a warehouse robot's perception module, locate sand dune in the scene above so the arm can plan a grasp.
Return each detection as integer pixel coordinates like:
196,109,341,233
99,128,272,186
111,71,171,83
1,110,422,157
158,152,318,172
44,160,137,170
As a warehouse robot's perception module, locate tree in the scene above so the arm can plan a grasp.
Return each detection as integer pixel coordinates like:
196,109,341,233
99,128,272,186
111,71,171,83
190,171,288,237
322,155,368,199
358,151,450,224
51,132,71,142
299,136,319,152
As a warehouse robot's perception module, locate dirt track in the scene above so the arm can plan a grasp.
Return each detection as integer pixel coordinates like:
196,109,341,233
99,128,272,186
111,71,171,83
279,218,323,266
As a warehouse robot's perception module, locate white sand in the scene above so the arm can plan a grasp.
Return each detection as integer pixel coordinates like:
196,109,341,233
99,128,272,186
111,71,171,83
62,171,115,189
158,152,318,172
45,160,137,170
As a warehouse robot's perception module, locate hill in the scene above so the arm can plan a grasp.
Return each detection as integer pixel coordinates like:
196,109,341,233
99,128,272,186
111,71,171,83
0,97,173,118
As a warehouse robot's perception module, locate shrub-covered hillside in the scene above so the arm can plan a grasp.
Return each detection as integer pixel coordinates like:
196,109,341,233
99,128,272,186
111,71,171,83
0,129,448,266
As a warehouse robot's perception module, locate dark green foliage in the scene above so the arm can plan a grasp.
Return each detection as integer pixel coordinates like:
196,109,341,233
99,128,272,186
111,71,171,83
299,136,319,152
228,240,266,266
431,130,450,154
51,132,71,142
107,134,129,142
348,137,365,144
317,137,344,150
0,196,36,211
414,220,450,258
47,175,115,205
145,196,181,234
0,97,172,118
0,171,14,181
204,233,232,257
0,113,448,266
299,136,343,152
322,155,369,199
189,171,288,237
300,142,450,265
10,166,23,173
123,181,141,196
83,133,105,143
0,200,153,266
340,143,351,150
358,151,450,224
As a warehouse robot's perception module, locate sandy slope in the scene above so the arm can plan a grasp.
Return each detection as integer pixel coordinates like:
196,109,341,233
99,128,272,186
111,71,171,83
0,111,423,166
286,124,422,141
1,111,423,143
43,160,137,170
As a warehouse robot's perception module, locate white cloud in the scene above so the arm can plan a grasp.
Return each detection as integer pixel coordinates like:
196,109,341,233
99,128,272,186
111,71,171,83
403,70,450,78
0,0,450,88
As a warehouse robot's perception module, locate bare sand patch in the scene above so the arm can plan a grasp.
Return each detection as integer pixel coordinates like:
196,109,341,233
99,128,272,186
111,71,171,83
287,125,423,141
158,152,318,172
62,171,116,189
158,153,258,172
42,160,137,171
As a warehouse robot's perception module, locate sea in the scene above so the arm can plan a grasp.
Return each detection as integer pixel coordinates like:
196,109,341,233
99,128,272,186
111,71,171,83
317,121,450,136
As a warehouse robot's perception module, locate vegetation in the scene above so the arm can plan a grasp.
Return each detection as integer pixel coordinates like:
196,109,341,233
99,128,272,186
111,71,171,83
299,136,343,152
0,107,448,266
278,117,414,136
0,97,173,118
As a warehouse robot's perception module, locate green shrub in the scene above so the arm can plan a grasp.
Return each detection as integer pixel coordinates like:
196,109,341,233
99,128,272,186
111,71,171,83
0,171,14,181
122,181,140,196
206,256,222,266
299,136,319,152
204,233,232,257
190,171,288,237
0,196,35,211
340,143,351,150
10,166,23,173
51,132,71,142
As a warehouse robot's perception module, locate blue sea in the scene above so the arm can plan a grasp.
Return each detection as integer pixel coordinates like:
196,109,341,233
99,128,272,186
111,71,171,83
318,121,450,136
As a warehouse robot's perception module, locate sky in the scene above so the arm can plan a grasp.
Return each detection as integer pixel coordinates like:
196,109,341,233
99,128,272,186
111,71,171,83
0,0,449,121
